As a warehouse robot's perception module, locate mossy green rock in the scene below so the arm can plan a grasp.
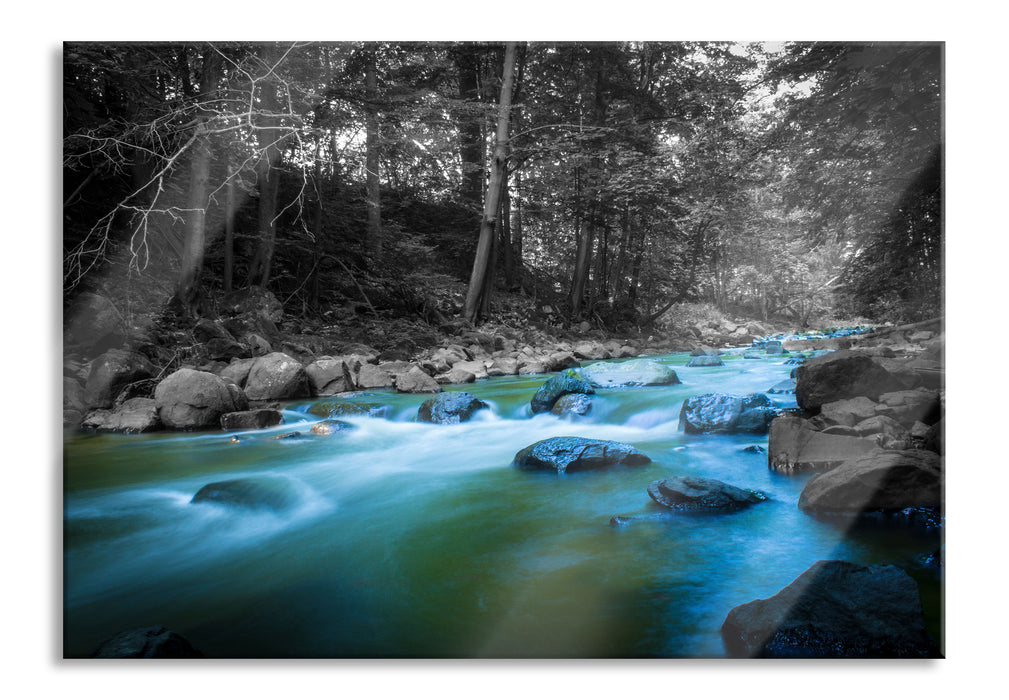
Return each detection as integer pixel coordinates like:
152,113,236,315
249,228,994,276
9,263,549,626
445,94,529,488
529,369,595,414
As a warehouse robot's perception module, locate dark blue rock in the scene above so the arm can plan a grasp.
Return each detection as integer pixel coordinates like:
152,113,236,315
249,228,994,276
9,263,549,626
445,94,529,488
530,369,595,414
647,476,767,513
679,393,779,434
513,436,650,473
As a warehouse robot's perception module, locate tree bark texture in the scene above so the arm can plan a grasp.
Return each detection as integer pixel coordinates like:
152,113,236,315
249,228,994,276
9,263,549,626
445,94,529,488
462,41,517,324
365,45,383,257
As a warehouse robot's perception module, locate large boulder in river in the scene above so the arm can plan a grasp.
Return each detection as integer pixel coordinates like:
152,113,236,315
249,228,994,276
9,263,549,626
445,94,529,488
84,349,155,409
190,475,300,511
648,476,767,513
579,358,681,388
798,449,942,517
417,391,488,424
721,559,937,658
513,437,650,473
154,368,247,429
530,369,596,414
244,352,310,401
679,393,779,434
768,415,878,475
90,625,203,658
795,350,910,412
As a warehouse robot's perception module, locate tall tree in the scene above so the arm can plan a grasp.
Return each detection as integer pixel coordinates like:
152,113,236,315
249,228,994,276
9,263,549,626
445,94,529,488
462,42,517,324
364,44,383,257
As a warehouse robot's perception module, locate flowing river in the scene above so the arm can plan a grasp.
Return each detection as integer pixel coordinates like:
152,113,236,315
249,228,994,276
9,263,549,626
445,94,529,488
63,350,942,658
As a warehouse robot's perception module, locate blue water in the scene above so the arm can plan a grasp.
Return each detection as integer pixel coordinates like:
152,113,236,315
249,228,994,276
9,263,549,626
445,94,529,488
63,352,941,657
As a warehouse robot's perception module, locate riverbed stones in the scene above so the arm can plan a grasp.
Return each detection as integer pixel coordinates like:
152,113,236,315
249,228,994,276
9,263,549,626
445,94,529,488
356,363,395,389
394,365,441,393
720,560,937,658
816,396,879,427
304,356,353,396
436,366,477,384
244,352,311,401
487,357,519,376
874,389,941,428
191,475,300,511
768,415,878,474
647,476,767,513
90,625,203,658
220,408,283,431
679,393,779,434
530,369,596,414
417,391,488,424
798,449,942,517
794,350,909,412
218,357,256,388
579,358,681,388
154,368,247,430
82,397,161,433
513,436,650,473
84,349,155,409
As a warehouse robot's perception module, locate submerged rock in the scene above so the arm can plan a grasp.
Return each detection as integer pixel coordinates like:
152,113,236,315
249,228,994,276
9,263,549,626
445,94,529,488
686,355,723,367
679,393,779,434
90,625,203,658
309,419,356,435
513,436,650,473
647,476,767,513
529,369,596,414
578,358,680,388
721,560,937,658
190,475,300,511
417,391,488,424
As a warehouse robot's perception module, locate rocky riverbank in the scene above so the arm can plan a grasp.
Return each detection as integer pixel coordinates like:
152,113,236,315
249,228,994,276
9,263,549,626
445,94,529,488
64,285,847,433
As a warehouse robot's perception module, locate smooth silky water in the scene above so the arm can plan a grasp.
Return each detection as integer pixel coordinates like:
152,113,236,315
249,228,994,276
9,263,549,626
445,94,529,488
63,352,942,657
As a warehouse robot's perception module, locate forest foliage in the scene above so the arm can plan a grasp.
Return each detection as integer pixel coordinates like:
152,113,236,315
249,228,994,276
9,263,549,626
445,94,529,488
62,41,943,335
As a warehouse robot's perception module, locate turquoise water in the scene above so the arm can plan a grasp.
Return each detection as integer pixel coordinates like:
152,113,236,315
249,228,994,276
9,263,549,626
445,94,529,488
63,352,942,657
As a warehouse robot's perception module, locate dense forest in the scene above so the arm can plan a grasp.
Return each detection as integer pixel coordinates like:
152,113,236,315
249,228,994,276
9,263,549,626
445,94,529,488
62,41,942,349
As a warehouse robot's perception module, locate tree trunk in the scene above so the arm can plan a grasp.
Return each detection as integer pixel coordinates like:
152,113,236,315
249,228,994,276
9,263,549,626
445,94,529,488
223,155,235,293
364,45,382,257
175,49,221,316
462,41,517,324
452,46,486,211
569,52,608,319
246,48,284,288
511,169,524,291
